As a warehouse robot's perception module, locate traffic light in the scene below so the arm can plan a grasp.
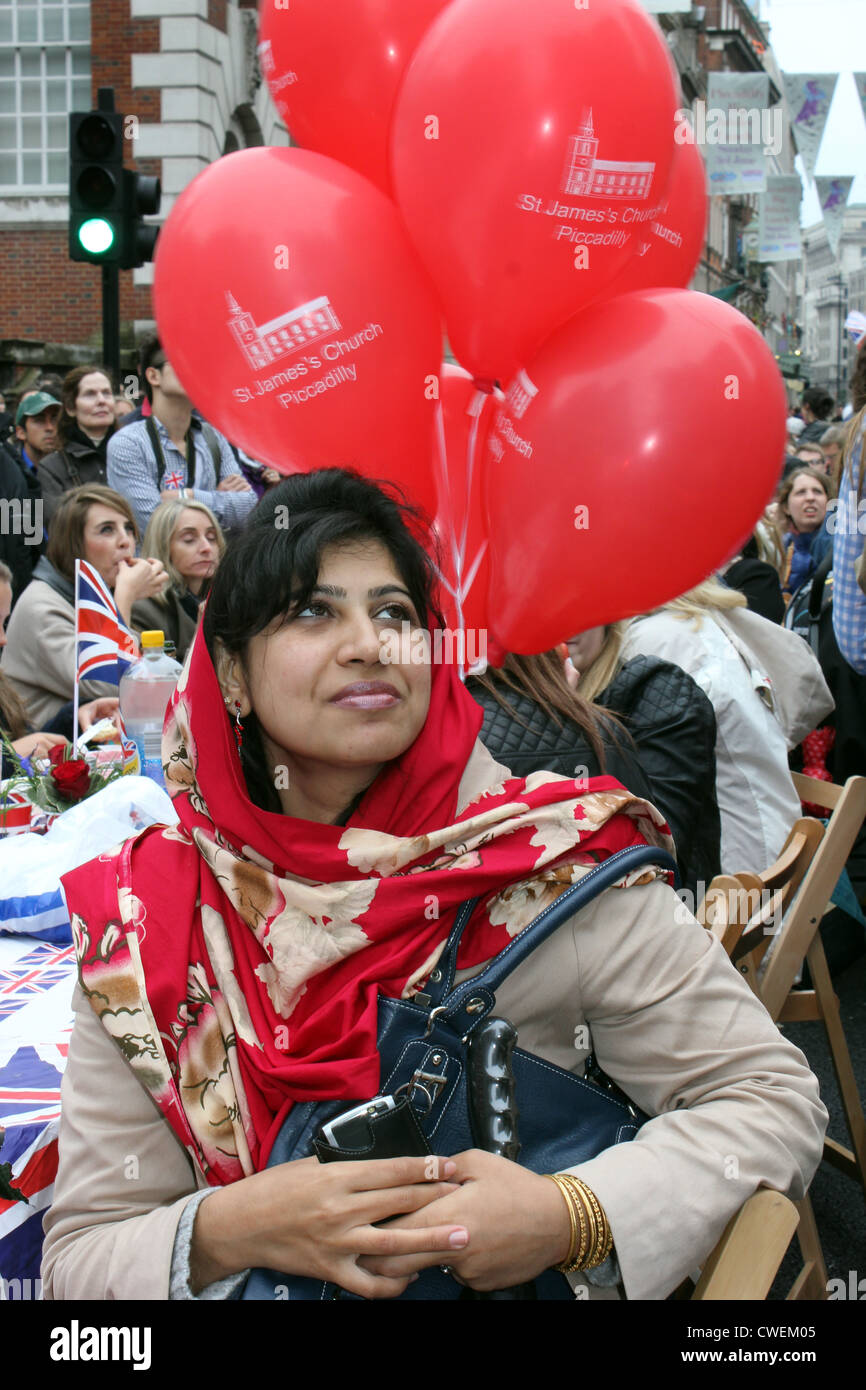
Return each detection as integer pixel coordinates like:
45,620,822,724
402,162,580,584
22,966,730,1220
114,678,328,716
120,168,161,269
69,108,125,264
69,101,161,268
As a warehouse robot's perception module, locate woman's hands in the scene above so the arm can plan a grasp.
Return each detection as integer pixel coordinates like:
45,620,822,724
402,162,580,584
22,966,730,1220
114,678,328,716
358,1150,573,1292
78,697,120,732
189,1155,469,1299
11,731,67,760
114,557,168,626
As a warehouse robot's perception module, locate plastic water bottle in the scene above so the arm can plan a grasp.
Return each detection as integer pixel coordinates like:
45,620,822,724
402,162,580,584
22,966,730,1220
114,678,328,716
119,630,183,787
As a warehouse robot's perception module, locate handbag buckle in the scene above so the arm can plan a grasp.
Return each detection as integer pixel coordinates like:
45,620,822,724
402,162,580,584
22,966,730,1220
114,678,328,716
395,1069,449,1114
423,1004,447,1039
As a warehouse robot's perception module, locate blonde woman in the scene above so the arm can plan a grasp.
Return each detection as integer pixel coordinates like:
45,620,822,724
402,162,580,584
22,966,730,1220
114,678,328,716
622,578,833,876
131,498,225,662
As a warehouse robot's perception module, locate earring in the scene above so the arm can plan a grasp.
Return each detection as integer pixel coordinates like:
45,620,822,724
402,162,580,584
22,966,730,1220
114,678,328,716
224,698,244,751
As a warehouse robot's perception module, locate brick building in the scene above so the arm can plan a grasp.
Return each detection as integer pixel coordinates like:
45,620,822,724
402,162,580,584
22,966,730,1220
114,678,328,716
0,0,287,395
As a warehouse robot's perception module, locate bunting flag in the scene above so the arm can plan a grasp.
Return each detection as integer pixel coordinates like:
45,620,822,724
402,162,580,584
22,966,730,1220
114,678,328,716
74,560,139,686
704,73,770,196
854,74,866,131
782,73,839,183
815,176,853,259
0,937,75,1290
756,174,803,263
845,311,866,348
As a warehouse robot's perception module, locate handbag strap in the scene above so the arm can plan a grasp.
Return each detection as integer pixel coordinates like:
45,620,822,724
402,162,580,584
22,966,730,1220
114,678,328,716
424,844,678,1037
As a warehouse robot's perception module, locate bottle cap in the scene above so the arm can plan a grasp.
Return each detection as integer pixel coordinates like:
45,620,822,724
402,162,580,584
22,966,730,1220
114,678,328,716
141,630,165,648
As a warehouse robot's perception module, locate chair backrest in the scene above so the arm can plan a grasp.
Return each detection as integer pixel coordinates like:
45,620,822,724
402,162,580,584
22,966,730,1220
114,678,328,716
696,818,825,977
691,1190,800,1300
758,775,866,1021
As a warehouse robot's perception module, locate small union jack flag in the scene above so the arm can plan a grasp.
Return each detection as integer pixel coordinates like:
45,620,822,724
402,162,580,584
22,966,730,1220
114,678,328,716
163,470,185,490
75,559,139,686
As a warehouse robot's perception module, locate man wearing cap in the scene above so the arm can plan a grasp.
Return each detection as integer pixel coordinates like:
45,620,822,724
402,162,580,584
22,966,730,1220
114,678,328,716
14,390,61,475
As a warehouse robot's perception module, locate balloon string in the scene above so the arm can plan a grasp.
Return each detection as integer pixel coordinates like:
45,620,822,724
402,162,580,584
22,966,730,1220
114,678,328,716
434,398,463,590
459,391,485,598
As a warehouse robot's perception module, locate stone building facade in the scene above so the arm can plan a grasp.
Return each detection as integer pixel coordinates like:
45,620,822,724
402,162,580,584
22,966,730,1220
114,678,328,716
0,0,287,391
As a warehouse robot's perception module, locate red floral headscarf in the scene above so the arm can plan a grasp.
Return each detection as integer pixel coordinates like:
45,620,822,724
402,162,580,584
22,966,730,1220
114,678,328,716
63,625,673,1186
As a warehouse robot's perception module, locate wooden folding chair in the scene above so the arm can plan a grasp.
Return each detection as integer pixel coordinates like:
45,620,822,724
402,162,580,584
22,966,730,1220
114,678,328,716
696,819,826,1299
691,1190,801,1300
747,773,866,1203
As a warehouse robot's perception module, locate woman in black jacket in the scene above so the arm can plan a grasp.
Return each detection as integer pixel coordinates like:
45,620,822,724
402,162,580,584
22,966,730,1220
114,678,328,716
39,366,115,524
567,625,721,902
469,638,721,903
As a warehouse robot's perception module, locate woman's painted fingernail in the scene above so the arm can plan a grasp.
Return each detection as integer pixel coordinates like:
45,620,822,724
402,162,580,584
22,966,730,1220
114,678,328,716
449,1228,469,1249
442,1160,457,1178
409,1273,420,1283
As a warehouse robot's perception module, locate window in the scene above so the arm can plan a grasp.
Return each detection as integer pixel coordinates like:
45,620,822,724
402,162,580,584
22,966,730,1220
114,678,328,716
0,0,91,190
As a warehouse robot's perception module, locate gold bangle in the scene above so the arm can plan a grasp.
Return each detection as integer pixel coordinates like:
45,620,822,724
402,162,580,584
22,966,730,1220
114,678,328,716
561,1175,594,1268
567,1176,612,1270
548,1173,613,1272
544,1174,578,1270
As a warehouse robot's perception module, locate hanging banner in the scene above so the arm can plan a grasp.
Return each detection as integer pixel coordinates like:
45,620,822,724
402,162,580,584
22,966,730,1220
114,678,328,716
815,176,853,259
855,74,866,129
757,174,803,262
782,73,838,182
638,1,691,10
704,73,770,196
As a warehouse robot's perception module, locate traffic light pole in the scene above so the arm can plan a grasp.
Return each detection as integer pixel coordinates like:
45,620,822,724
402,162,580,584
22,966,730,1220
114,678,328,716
102,262,120,379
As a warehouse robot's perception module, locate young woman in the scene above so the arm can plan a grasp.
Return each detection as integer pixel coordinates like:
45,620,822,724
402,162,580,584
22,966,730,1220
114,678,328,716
776,466,835,600
2,485,167,726
132,499,225,662
44,470,825,1302
38,367,117,524
0,560,116,753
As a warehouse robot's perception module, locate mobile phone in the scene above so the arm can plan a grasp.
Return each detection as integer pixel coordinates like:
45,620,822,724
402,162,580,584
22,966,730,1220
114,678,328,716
320,1096,398,1150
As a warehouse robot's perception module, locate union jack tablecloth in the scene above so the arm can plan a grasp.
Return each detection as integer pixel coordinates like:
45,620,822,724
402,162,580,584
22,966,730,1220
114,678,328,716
0,936,76,1294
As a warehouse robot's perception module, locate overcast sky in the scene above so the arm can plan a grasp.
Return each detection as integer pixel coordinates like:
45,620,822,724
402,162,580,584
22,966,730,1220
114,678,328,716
762,0,866,223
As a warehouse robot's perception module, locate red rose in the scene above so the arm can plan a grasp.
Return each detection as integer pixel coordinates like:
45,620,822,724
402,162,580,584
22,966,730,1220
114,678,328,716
50,758,91,803
47,744,69,767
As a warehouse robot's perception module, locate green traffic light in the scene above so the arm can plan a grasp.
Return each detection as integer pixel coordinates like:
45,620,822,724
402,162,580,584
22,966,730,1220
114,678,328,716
78,217,115,254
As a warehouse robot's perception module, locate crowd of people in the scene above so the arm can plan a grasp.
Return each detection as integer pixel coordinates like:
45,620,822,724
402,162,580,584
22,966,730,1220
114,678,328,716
1,338,865,1302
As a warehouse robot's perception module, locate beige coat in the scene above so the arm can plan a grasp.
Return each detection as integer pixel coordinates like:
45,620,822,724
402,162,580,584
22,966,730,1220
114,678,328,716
41,745,827,1301
2,577,115,727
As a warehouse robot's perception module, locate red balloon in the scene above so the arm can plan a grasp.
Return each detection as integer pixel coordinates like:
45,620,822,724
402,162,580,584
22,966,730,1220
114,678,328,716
484,289,787,653
595,138,708,300
257,0,451,197
153,147,442,517
392,0,679,383
430,364,497,657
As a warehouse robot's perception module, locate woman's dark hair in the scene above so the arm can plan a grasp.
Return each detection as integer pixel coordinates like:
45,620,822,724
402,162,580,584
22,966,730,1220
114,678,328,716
204,468,441,812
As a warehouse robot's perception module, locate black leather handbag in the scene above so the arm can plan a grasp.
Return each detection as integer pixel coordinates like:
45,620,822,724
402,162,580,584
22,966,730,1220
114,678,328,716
242,843,677,1301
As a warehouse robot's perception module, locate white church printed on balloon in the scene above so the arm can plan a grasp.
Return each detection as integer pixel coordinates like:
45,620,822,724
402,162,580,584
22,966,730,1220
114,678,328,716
562,110,655,201
227,292,342,370
506,370,538,421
